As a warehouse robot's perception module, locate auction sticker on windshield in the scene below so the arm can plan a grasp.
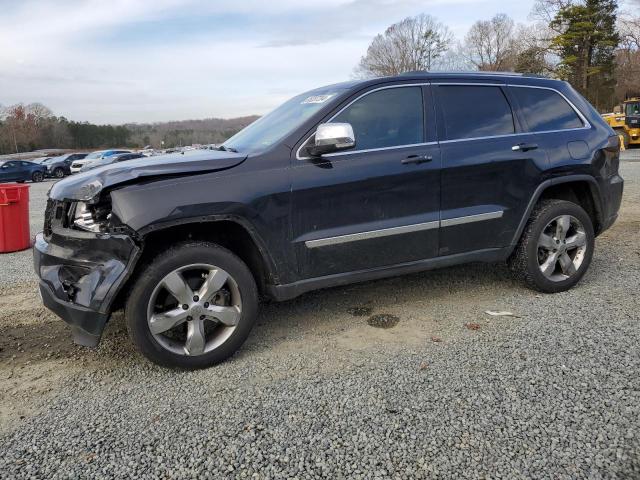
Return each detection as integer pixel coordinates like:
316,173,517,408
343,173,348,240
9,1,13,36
301,94,335,104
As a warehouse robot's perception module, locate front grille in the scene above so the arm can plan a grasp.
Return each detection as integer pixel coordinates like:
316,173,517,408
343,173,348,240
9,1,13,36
71,163,81,168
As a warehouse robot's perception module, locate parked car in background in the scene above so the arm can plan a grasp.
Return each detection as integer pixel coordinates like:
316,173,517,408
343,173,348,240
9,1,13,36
43,153,88,178
70,150,131,173
0,160,46,183
79,152,144,172
28,156,54,164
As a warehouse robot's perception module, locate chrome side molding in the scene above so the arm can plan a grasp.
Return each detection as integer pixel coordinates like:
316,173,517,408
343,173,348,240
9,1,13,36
440,210,504,227
305,211,503,248
305,220,439,248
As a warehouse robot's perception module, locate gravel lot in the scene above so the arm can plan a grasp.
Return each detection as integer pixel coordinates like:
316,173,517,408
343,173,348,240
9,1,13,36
1,152,639,479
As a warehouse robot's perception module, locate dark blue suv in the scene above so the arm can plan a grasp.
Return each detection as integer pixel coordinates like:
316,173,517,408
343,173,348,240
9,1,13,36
0,160,47,183
34,72,623,368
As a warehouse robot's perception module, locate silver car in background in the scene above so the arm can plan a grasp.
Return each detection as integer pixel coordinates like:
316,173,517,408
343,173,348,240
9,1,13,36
79,152,144,172
70,149,131,173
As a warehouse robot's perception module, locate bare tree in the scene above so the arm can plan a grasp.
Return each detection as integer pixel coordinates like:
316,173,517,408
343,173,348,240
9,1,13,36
431,46,474,71
530,0,575,28
26,103,53,125
619,13,640,48
616,13,640,100
355,14,453,77
510,24,557,74
462,14,517,71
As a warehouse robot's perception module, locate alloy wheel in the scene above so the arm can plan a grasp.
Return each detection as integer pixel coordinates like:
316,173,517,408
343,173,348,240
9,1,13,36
54,168,64,178
537,215,588,282
147,263,242,356
32,171,44,182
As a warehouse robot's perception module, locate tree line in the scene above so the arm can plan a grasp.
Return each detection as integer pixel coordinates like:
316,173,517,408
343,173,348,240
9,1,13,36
2,0,637,154
0,102,258,155
356,0,640,112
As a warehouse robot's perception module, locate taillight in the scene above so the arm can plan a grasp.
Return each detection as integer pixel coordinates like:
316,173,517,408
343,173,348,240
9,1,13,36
605,134,620,152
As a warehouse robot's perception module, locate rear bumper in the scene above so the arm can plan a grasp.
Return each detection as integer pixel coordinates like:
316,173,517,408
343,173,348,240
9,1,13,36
33,229,139,346
600,174,623,233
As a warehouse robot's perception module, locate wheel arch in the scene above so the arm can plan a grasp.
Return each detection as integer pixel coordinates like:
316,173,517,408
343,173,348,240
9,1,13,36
111,216,280,310
511,176,604,249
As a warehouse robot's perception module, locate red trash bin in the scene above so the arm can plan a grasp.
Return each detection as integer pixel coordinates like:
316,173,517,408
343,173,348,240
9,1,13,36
0,183,31,253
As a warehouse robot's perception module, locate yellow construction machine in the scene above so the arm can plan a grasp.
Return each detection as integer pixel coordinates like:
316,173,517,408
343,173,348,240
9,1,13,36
602,97,640,148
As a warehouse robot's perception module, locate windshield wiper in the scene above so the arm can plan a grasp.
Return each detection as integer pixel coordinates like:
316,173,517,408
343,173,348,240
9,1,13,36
218,145,238,153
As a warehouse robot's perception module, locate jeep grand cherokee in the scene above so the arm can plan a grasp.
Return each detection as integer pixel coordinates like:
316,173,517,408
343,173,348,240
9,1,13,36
34,72,624,369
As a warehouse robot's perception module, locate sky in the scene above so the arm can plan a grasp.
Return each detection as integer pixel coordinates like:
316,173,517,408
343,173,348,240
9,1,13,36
0,0,634,124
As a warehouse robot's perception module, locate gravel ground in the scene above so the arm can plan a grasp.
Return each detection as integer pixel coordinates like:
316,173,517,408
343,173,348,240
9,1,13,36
0,154,639,479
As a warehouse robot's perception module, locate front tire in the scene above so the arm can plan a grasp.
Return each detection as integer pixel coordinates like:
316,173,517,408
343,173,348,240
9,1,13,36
509,200,594,293
53,167,65,178
125,242,259,369
31,171,44,182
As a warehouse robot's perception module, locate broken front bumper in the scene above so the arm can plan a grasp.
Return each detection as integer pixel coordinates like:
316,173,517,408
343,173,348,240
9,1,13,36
33,228,139,347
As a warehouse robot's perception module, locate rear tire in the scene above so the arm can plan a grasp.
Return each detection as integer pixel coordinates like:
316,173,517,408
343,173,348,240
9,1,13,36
53,167,65,178
31,171,44,182
508,199,594,293
125,241,259,369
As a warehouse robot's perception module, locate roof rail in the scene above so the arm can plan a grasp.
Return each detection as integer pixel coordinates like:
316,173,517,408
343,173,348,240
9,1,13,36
396,70,548,79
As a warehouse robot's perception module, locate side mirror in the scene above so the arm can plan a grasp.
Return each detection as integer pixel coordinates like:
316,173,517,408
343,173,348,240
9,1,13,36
307,123,355,157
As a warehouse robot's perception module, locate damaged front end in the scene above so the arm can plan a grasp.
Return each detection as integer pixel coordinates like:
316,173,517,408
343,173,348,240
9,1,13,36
33,150,248,347
34,195,140,347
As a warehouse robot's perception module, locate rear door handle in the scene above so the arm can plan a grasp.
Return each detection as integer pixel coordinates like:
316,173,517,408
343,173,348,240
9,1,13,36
512,143,538,152
402,154,433,165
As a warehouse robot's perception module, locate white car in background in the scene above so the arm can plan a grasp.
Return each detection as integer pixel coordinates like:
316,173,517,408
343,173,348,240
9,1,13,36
70,149,131,173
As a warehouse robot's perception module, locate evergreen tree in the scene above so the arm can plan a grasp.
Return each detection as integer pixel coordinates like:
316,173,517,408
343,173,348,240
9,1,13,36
550,0,619,110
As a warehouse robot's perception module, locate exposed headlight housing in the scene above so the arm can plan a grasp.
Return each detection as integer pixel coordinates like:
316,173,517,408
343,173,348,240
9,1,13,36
77,180,103,200
71,201,111,233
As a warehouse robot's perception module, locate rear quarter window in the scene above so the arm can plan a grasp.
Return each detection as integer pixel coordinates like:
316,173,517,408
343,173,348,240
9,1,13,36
437,85,515,140
510,86,584,132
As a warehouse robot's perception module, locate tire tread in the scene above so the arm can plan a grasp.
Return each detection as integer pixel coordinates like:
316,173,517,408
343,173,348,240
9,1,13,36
508,199,594,293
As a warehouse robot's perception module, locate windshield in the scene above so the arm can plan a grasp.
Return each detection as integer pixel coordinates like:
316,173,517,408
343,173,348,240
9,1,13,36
223,88,344,154
85,151,104,159
626,102,640,116
43,156,63,163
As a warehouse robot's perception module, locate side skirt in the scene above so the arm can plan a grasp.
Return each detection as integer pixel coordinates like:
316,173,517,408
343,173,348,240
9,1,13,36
266,247,512,302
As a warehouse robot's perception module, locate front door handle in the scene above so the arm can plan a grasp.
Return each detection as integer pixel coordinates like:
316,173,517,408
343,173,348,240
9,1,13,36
402,154,433,165
512,143,538,152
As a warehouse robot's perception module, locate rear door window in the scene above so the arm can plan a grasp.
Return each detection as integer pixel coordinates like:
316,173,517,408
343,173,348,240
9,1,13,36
510,86,584,132
331,86,424,150
437,85,515,140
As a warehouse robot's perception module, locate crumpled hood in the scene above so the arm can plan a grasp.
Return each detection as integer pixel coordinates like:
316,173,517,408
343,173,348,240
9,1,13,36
49,150,247,202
